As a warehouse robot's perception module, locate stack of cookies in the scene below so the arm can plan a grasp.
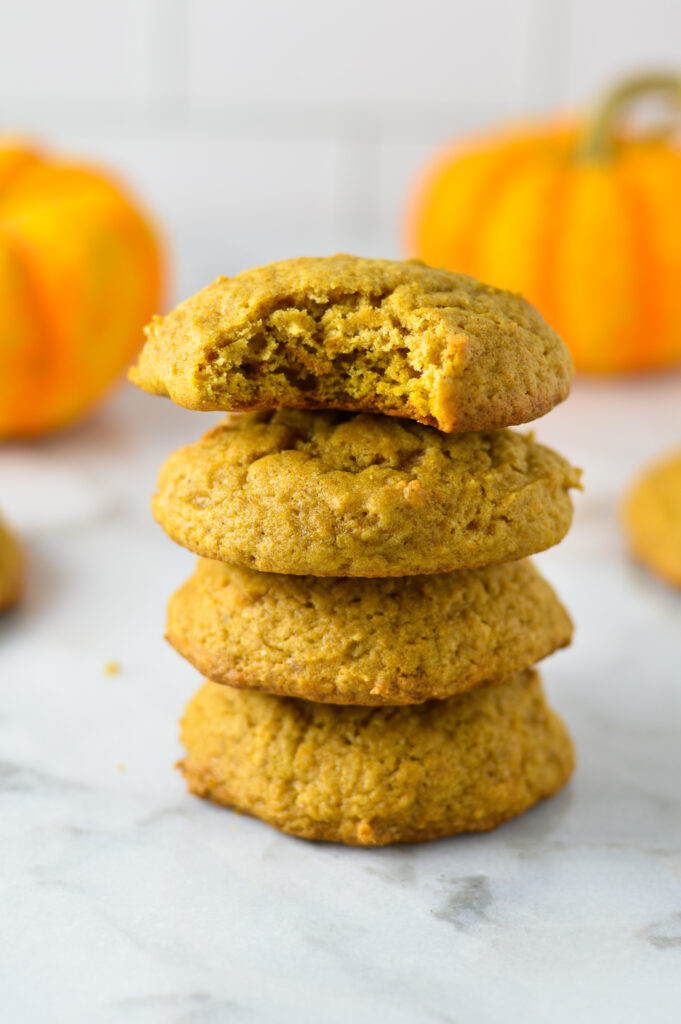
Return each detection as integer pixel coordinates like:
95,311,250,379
131,255,581,846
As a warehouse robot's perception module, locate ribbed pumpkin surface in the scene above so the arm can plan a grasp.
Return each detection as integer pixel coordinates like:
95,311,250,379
409,77,681,373
0,142,162,437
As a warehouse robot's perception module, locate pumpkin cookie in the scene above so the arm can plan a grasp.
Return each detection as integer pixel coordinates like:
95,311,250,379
0,516,22,610
168,558,573,704
622,447,681,587
179,669,574,846
153,409,581,577
130,254,573,433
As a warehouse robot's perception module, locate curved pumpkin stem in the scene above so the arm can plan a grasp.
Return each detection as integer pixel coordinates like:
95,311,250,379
576,72,681,161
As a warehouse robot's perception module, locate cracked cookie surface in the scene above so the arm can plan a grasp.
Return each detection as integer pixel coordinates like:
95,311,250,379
153,409,581,577
179,669,575,846
168,558,573,704
130,254,573,432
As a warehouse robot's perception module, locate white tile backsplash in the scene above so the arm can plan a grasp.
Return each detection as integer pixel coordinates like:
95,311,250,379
0,0,675,286
186,0,535,109
376,137,445,255
47,132,340,298
0,0,156,102
565,0,681,103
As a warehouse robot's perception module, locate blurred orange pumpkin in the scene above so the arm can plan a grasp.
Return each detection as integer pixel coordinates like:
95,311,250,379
408,74,681,373
0,141,163,438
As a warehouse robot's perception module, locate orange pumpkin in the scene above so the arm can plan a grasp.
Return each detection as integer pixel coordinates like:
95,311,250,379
0,141,163,437
408,74,681,373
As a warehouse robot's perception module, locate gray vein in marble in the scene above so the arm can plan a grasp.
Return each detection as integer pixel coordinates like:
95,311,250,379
301,914,370,958
0,758,89,794
641,913,681,951
422,1010,458,1024
510,839,681,861
431,874,493,930
363,855,416,887
114,992,243,1023
132,805,192,829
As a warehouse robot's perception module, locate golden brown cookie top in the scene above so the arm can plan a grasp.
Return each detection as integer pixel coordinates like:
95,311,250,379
179,670,575,846
167,558,573,704
623,447,681,587
130,254,573,432
153,410,582,577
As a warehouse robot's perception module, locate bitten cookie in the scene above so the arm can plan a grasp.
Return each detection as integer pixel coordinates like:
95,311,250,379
179,669,575,846
130,254,573,433
168,558,573,704
153,410,581,577
623,447,681,587
0,517,22,610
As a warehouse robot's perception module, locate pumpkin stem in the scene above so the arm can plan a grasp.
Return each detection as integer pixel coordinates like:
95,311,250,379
576,72,681,161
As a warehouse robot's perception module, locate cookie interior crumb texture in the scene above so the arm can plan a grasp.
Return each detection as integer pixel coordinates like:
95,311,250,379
130,254,573,432
179,670,575,846
167,558,573,704
152,409,582,577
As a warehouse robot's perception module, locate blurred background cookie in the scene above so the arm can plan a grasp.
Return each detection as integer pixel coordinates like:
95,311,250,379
0,516,22,611
623,447,681,587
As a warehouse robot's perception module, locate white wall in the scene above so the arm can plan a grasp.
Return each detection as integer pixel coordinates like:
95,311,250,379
1,0,679,300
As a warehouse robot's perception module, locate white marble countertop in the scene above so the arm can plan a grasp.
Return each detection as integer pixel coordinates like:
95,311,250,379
1,375,680,1024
